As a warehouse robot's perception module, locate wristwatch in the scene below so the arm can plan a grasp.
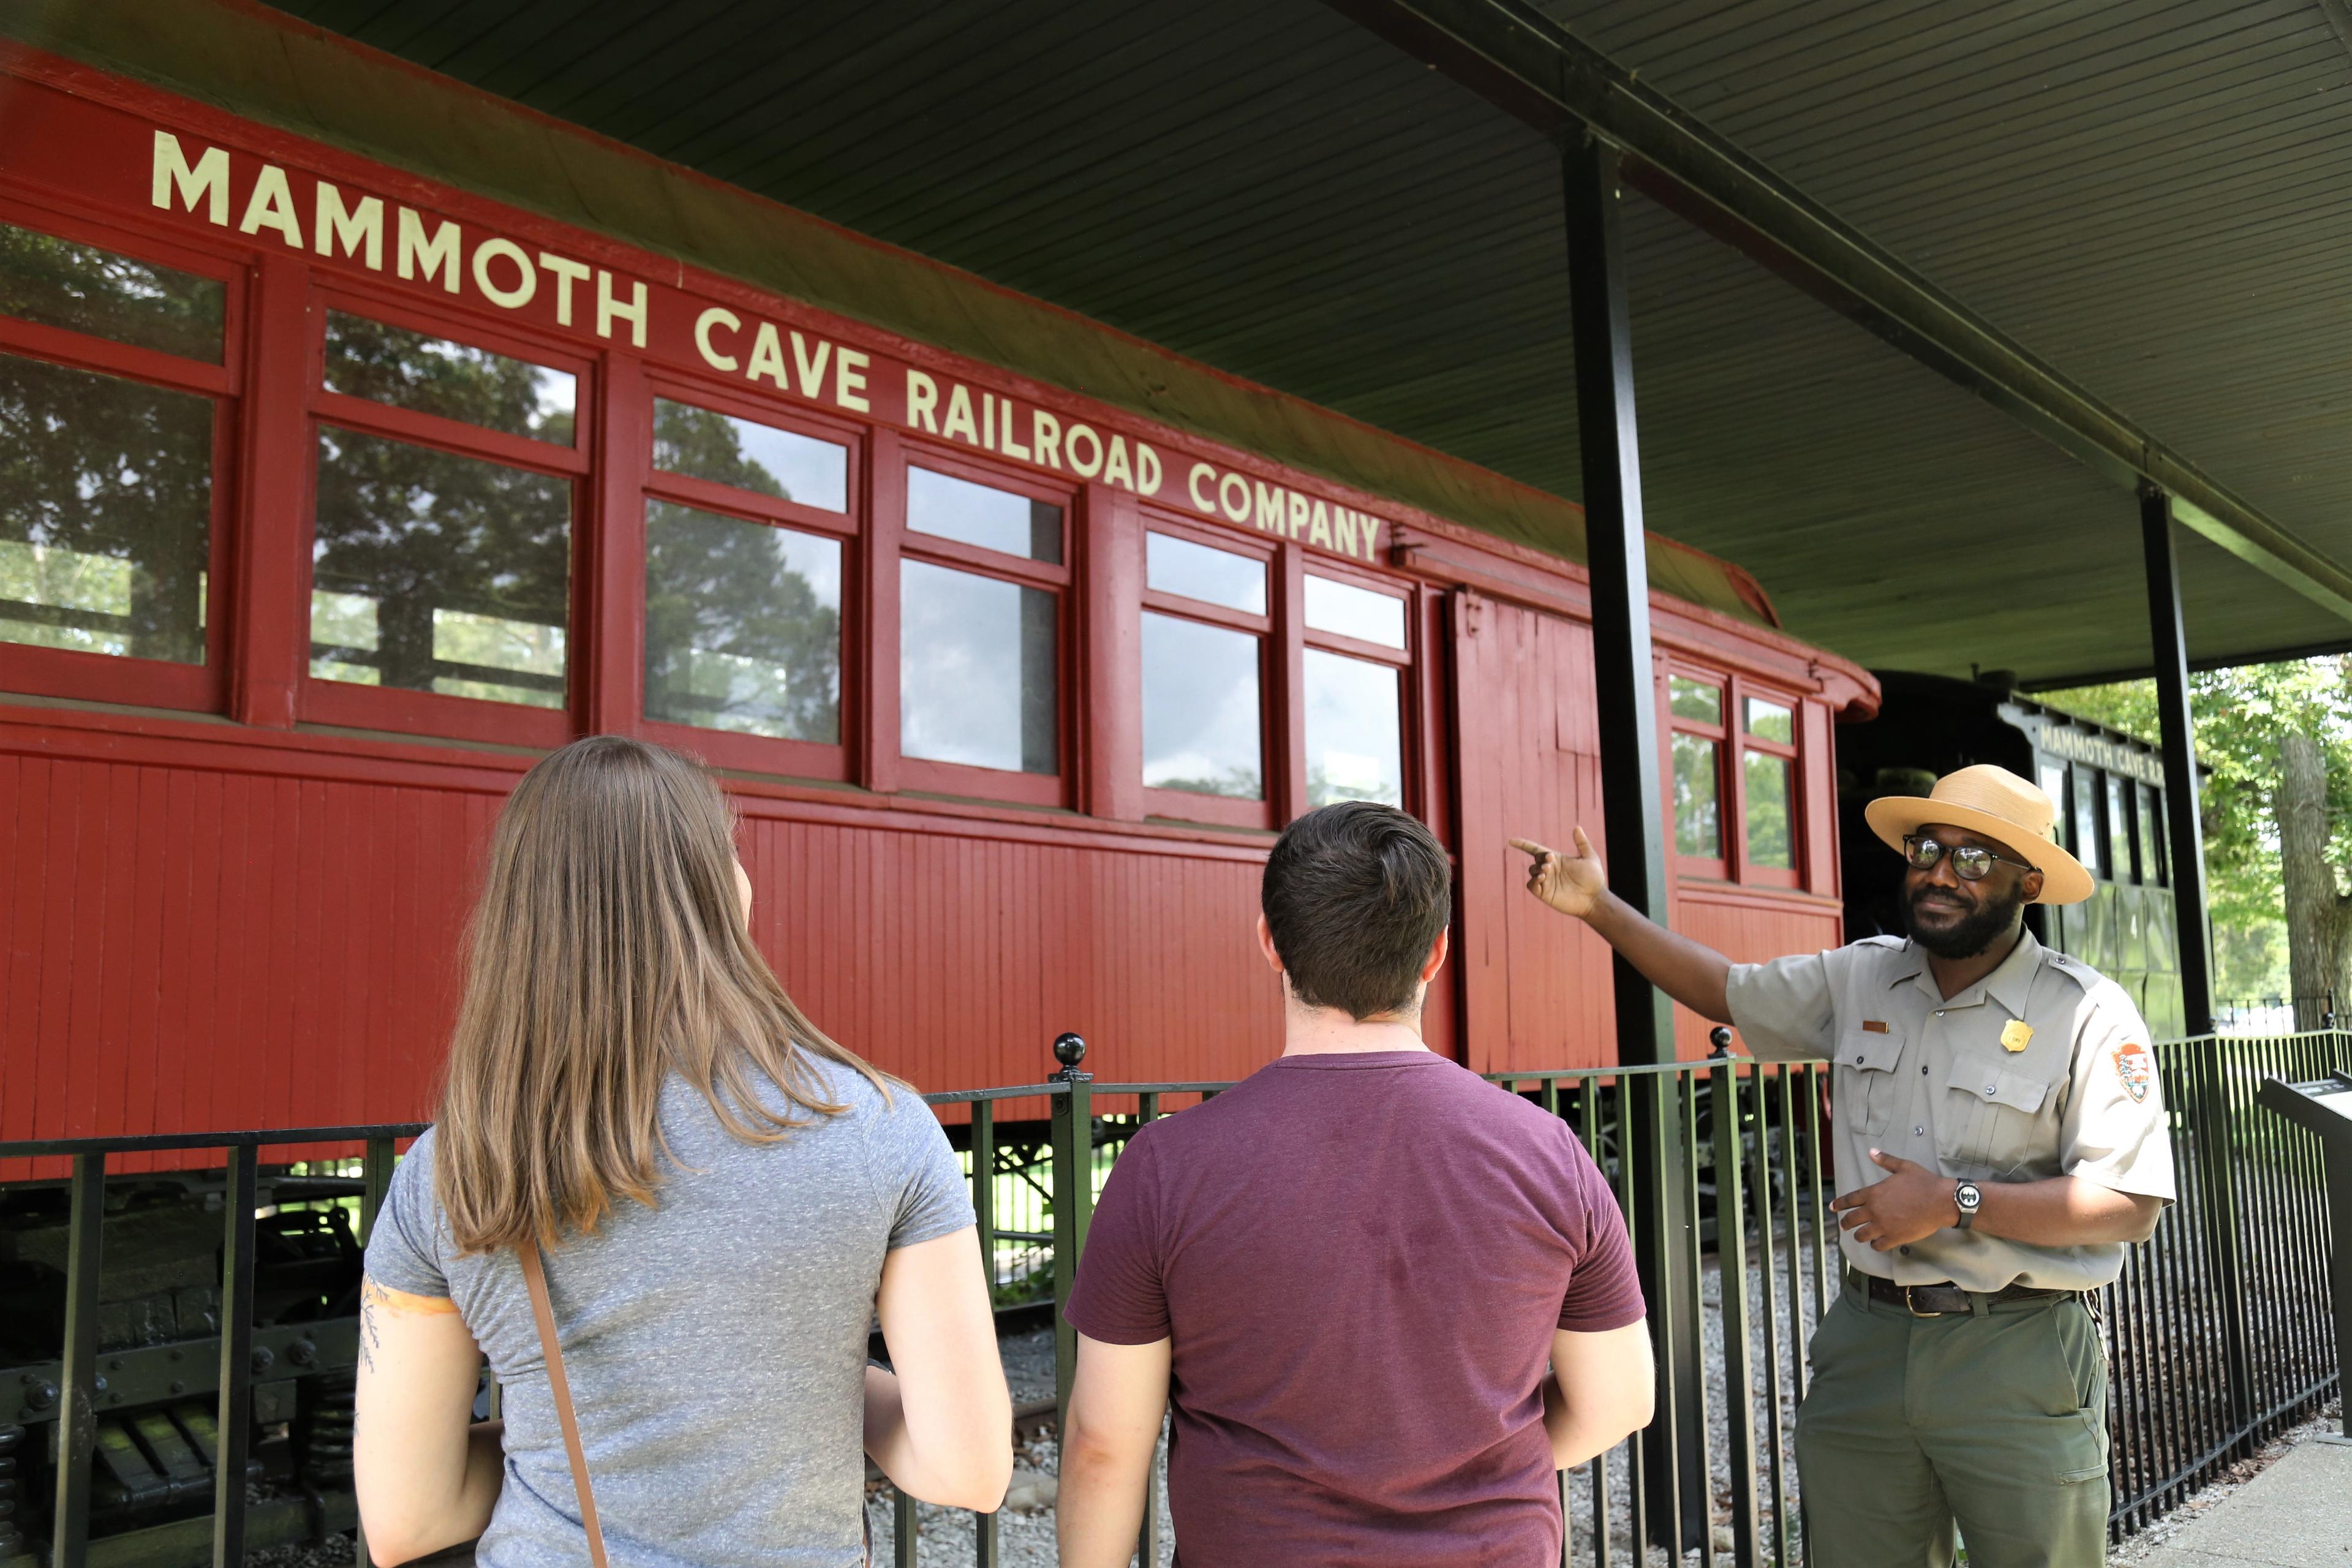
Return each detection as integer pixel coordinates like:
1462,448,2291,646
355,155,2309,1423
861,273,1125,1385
1952,1180,1983,1231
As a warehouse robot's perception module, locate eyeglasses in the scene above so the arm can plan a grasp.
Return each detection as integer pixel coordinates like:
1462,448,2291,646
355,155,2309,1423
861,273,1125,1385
1901,834,2037,881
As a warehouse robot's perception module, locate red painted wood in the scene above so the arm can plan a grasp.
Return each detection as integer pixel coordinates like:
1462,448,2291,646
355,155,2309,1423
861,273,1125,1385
231,252,311,728
586,350,649,737
1274,546,1309,826
860,427,906,795
1083,483,1145,822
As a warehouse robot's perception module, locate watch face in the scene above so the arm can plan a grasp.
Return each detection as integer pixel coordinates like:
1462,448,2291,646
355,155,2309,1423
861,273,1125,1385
1956,1183,1981,1212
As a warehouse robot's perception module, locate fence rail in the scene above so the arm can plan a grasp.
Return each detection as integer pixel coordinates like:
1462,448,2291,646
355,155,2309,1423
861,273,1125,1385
1,1031,2342,1567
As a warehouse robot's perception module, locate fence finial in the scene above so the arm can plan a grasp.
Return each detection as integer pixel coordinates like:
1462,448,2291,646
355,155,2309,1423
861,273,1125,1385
1709,1026,1735,1058
1051,1031,1091,1081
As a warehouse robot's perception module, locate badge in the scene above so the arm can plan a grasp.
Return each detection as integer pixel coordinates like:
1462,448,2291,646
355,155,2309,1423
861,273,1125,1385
1862,1020,1890,1034
2114,1041,2154,1103
2000,1020,2034,1054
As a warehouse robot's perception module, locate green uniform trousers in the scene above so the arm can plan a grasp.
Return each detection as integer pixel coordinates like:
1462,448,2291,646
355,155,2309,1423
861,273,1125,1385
1796,1276,2111,1567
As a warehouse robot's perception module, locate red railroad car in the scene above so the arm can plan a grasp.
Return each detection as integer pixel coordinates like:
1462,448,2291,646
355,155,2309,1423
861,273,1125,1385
0,50,1875,1162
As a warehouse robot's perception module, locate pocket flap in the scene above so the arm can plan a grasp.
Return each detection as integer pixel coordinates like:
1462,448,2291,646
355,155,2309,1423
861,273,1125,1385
1947,1060,2051,1114
1838,1028,1904,1074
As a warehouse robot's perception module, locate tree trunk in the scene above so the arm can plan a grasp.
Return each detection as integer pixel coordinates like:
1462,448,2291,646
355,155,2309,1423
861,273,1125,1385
2275,729,2348,1027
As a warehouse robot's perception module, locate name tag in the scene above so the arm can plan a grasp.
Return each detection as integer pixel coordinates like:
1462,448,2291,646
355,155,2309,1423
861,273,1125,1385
1862,1020,1889,1034
2001,1020,2034,1054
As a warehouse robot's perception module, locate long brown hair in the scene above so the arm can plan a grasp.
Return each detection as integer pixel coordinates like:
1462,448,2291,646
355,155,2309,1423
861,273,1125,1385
433,735,886,1254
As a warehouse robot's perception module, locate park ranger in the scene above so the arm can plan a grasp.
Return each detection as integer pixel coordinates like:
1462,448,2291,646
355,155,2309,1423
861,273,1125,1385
1513,764,2173,1568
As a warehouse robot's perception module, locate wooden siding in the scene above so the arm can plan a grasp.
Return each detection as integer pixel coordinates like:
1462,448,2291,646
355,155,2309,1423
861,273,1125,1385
1453,594,1847,1075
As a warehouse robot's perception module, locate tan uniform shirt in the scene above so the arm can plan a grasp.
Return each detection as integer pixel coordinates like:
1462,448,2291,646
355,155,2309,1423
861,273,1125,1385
1725,928,2174,1292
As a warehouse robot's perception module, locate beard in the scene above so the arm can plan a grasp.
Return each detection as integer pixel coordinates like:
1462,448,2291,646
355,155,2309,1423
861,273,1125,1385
1905,880,2026,959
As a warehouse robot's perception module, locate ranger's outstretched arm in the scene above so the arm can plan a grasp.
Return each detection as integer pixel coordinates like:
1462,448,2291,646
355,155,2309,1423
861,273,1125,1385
1511,832,1735,1023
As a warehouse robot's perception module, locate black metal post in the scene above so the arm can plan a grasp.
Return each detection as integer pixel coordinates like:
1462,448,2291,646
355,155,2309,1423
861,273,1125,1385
52,1152,104,1568
214,1144,258,1567
1050,1034,1095,1420
1711,1044,1760,1567
1561,129,1705,1547
2142,486,2214,1036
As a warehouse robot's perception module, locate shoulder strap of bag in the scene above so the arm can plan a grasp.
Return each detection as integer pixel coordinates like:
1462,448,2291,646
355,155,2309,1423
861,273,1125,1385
520,1243,612,1568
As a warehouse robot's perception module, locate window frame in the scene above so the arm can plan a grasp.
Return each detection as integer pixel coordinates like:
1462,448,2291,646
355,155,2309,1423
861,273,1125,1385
1137,511,1276,830
892,439,1076,807
295,278,595,749
1732,680,1803,890
637,371,863,780
0,195,245,713
1664,666,1731,878
1297,555,1415,818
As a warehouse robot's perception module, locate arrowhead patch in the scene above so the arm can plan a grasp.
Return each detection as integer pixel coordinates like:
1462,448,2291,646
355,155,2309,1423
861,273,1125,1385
2114,1041,2154,1103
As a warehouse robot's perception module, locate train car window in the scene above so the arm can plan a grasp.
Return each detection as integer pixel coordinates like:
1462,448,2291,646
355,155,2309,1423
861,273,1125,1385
1741,697,1798,873
900,559,1058,774
1673,734,1721,857
1148,530,1265,613
2074,767,2106,878
2108,773,2135,883
643,501,841,742
0,219,224,362
1304,573,1406,649
908,465,1061,562
323,311,575,445
1143,612,1263,800
2039,763,2070,842
1140,529,1268,814
1667,677,1725,862
1743,696,1793,744
1303,647,1402,807
0,355,212,664
2140,783,2167,886
310,426,571,707
652,397,846,512
1670,676,1722,725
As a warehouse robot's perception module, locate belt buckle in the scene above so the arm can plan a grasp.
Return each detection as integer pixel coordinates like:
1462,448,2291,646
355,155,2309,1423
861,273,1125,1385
1903,1286,1948,1318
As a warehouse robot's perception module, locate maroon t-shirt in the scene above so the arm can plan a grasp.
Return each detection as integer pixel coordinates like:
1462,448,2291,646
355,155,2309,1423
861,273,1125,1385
1065,1050,1645,1567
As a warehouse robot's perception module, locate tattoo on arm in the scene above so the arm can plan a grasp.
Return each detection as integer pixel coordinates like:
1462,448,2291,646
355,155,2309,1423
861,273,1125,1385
360,1280,383,1372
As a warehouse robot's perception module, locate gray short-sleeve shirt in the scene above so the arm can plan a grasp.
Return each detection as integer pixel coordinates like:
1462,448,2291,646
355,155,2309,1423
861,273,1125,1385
364,1058,973,1568
1725,929,2173,1292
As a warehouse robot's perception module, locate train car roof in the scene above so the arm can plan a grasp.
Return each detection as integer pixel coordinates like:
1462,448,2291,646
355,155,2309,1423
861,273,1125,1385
14,1,2352,682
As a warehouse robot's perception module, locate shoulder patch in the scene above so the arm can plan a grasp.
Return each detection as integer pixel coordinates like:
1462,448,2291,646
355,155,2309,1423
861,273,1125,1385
2113,1040,2156,1103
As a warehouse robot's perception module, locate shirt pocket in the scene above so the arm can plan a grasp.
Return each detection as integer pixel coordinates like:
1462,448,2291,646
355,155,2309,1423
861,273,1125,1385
1835,1028,1907,1136
1943,1058,2057,1174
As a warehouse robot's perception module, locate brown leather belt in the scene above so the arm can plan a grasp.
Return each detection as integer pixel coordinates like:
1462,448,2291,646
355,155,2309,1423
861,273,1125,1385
1850,1268,2075,1317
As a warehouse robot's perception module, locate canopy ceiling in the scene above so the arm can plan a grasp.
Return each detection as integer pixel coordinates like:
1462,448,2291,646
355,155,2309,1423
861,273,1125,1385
235,0,2352,682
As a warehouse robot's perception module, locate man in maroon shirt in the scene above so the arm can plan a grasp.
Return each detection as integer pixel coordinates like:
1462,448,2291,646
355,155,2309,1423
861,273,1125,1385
1058,802,1653,1567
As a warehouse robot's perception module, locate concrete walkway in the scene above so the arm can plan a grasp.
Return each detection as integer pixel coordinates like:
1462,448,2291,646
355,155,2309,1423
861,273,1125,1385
2128,1436,2352,1567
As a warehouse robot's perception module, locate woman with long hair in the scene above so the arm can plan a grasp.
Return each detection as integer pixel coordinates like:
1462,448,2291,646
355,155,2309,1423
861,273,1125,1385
353,736,1010,1564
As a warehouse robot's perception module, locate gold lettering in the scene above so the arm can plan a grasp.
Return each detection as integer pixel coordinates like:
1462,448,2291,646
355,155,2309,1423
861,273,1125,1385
907,370,940,433
746,322,790,388
1188,462,1217,512
1137,443,1162,496
942,383,981,446
397,210,461,292
312,183,383,269
790,331,832,400
238,165,304,248
1065,422,1104,478
537,253,590,326
1255,481,1285,533
694,306,741,371
1001,399,1031,461
151,131,228,225
597,272,647,347
1102,434,1134,491
1032,409,1063,466
471,238,537,308
836,347,871,412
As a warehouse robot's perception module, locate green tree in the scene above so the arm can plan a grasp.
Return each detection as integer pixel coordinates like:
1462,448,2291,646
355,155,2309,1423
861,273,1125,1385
2040,658,2352,1016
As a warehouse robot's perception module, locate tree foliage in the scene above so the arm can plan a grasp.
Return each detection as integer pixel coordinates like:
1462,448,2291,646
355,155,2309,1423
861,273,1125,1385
2040,658,2352,1002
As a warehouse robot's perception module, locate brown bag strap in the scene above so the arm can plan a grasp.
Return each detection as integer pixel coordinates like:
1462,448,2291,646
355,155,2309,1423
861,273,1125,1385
521,1243,612,1568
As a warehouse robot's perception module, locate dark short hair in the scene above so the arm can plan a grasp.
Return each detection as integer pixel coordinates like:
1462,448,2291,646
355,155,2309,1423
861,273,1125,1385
1261,802,1452,1019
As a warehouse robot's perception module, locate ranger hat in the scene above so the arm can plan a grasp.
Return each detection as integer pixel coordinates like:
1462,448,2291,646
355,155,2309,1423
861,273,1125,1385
1862,763,2095,906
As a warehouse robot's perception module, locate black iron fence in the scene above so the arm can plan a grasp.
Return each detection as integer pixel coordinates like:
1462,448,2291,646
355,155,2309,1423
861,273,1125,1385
2,1030,2343,1567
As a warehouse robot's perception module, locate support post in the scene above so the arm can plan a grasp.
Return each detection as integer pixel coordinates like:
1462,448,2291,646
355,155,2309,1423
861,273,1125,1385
2143,486,2214,1037
1049,1034,1095,1421
1561,130,1705,1548
51,1153,104,1568
2143,488,2254,1450
215,1145,258,1567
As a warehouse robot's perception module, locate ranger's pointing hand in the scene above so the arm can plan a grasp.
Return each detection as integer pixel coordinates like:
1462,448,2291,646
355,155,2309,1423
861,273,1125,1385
1510,831,1607,920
